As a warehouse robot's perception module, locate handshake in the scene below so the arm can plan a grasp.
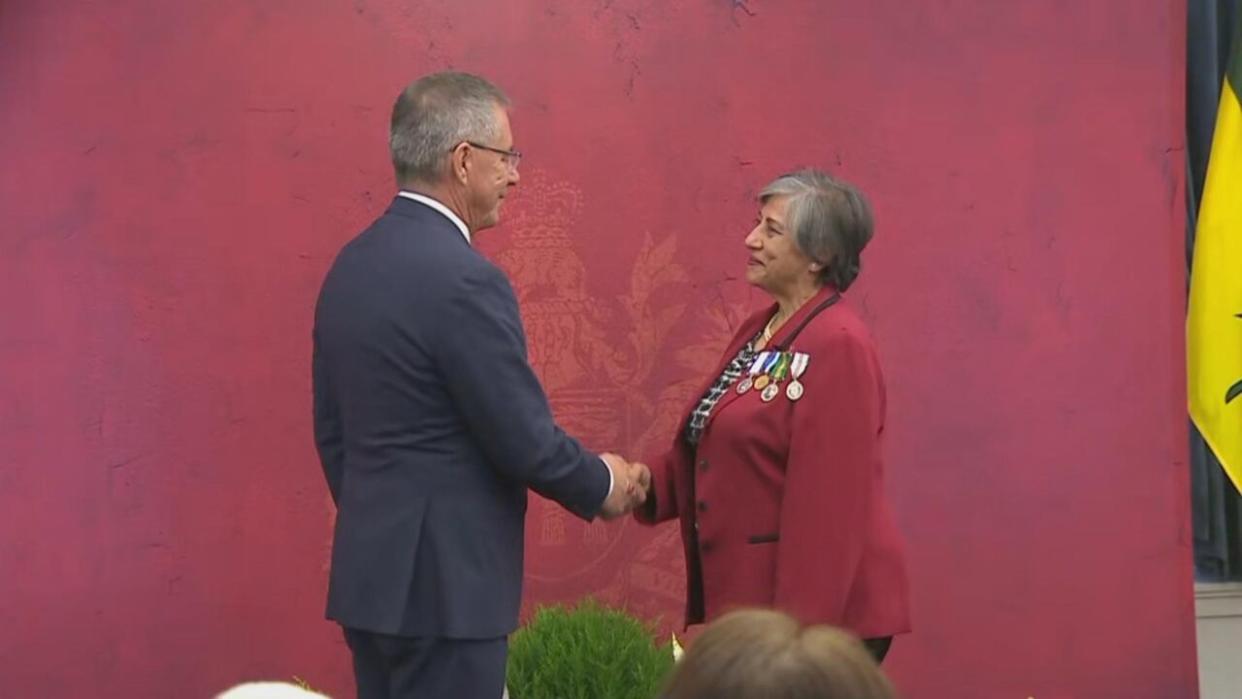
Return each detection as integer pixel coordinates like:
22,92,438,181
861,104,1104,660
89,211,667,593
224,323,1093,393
598,453,652,520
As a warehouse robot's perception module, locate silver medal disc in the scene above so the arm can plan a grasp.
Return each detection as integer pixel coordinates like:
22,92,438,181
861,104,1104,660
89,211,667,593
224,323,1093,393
786,380,804,401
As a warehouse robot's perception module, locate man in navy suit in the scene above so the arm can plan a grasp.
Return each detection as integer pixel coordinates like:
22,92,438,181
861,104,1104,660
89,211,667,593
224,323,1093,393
312,72,649,699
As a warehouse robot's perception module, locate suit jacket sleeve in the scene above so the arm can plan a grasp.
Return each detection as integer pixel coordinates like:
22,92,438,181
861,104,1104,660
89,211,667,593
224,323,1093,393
436,263,611,520
312,326,344,504
773,330,882,622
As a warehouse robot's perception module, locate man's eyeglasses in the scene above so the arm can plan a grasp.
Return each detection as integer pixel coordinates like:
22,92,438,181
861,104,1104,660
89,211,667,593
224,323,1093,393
464,141,522,170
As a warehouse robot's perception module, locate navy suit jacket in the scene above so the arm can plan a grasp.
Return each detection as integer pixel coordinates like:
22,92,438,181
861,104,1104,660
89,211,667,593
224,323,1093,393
312,195,611,639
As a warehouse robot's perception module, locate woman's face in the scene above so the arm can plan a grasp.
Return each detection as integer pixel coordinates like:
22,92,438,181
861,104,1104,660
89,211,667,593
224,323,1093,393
744,195,821,296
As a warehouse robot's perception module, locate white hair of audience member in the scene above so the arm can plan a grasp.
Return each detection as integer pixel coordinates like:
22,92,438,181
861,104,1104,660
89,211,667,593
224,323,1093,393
214,681,331,699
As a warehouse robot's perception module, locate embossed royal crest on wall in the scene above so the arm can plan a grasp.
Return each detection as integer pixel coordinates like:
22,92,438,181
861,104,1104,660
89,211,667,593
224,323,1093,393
493,171,742,626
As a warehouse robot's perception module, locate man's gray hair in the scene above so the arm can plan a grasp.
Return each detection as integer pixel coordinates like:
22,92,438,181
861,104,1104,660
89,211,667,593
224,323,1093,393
389,72,510,184
759,169,875,291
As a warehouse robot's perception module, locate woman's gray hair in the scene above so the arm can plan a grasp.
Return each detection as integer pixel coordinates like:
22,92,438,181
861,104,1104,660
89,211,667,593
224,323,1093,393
389,72,510,184
759,169,875,291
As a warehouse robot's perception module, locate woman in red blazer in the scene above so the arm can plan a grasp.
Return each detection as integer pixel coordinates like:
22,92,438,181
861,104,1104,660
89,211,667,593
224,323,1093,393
636,169,910,661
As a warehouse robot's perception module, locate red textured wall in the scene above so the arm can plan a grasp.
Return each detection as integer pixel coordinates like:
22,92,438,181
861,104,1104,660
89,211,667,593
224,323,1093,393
0,1,1194,697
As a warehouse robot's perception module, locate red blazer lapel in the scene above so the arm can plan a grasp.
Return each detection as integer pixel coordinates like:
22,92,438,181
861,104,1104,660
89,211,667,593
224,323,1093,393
698,307,773,428
702,285,838,428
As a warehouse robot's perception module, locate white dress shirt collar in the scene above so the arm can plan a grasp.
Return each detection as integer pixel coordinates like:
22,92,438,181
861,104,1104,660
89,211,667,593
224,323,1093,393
396,190,471,244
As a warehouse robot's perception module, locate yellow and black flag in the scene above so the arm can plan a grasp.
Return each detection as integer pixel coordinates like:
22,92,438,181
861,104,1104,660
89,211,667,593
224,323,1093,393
1189,24,1242,493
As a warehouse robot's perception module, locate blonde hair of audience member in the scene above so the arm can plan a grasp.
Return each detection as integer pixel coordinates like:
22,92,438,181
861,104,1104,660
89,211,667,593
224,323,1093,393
661,609,896,699
214,681,331,699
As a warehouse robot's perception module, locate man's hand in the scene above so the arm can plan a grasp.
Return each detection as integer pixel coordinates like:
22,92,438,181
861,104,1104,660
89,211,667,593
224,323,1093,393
631,460,651,496
599,453,650,520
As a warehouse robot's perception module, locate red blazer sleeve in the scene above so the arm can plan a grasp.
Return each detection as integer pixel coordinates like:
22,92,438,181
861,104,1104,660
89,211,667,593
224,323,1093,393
773,329,884,623
635,446,681,524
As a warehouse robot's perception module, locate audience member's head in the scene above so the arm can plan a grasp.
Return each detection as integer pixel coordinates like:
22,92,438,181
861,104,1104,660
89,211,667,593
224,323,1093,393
660,609,896,699
214,681,331,699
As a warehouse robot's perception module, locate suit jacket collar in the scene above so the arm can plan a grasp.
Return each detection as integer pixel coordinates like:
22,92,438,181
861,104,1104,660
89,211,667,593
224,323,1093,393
391,191,472,244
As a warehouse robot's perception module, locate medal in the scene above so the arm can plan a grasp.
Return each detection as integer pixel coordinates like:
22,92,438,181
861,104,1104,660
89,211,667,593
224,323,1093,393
771,352,792,381
785,381,804,401
785,352,809,402
737,353,767,394
751,352,780,392
761,383,780,402
759,353,791,402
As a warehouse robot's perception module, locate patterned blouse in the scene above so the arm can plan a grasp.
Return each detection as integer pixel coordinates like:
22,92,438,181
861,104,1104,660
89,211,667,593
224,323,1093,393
684,333,762,446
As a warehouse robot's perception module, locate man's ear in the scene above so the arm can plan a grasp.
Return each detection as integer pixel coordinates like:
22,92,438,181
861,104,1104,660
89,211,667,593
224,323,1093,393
450,142,470,184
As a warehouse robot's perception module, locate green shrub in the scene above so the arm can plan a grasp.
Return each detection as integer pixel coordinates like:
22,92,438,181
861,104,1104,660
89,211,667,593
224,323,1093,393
506,599,675,699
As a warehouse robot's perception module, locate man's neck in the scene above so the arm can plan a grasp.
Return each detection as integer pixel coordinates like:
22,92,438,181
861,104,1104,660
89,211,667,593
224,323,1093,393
402,181,473,233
